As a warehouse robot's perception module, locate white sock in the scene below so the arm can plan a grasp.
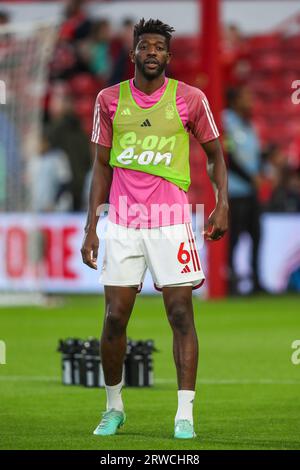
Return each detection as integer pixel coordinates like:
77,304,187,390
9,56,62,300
105,380,124,412
175,390,195,424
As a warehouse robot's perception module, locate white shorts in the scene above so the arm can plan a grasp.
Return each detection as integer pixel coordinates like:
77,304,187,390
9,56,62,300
100,221,205,292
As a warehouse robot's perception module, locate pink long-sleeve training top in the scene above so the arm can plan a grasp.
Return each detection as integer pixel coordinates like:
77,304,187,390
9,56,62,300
91,77,219,228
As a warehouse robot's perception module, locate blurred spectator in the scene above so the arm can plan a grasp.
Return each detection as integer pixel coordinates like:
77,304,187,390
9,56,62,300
0,110,22,211
0,10,12,51
49,41,79,80
0,10,10,26
49,0,92,80
47,82,91,211
224,24,242,49
263,145,286,184
222,24,250,86
28,129,72,212
268,168,300,212
260,144,300,212
60,0,91,42
288,134,300,171
223,85,263,294
88,19,113,80
259,144,286,206
109,18,135,85
49,41,78,81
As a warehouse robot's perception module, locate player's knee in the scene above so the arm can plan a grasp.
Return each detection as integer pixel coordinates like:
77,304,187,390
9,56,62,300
105,304,128,339
167,302,192,335
105,312,126,339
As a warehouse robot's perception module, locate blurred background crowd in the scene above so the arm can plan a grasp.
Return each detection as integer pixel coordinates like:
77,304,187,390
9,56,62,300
0,0,300,295
1,0,299,214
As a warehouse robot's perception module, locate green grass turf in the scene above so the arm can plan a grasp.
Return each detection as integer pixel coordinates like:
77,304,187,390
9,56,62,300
0,294,300,450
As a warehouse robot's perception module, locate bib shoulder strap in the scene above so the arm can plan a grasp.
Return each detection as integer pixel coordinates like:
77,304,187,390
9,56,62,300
161,78,178,103
119,80,131,100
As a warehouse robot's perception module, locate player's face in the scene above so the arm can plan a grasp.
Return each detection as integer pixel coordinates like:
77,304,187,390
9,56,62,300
131,33,171,80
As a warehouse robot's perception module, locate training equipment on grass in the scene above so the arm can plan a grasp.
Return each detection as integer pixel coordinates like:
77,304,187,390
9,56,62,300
57,338,157,388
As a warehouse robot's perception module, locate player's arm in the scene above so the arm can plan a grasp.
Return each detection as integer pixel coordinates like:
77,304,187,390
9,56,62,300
81,144,112,269
202,138,229,241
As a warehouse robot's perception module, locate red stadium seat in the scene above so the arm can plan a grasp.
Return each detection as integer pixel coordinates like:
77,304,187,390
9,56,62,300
75,96,95,119
248,34,282,52
69,73,101,97
171,37,200,58
252,53,284,72
282,34,300,51
244,26,299,150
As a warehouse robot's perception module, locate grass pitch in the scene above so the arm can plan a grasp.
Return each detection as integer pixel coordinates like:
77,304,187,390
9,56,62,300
0,294,299,450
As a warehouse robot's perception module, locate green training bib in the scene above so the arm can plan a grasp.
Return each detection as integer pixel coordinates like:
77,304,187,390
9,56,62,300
110,78,190,191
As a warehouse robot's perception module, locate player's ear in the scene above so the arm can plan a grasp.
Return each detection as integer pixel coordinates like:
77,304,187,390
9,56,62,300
166,51,172,65
129,49,135,64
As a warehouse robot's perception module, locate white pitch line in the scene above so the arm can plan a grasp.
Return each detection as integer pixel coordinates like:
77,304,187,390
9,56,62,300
155,378,300,385
0,376,59,382
0,376,300,385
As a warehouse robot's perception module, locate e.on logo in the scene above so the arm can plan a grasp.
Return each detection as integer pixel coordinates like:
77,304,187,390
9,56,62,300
291,340,300,365
0,340,6,364
0,80,6,105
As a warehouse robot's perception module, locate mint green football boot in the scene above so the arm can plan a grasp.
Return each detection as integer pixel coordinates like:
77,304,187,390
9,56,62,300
93,409,126,436
174,420,196,439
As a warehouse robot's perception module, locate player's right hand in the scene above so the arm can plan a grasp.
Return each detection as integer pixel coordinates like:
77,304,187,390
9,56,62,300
81,230,99,270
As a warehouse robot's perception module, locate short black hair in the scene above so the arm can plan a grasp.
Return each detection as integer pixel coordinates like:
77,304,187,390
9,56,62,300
133,18,175,49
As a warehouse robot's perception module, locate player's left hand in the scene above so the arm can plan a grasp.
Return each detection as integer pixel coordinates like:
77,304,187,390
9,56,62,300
203,203,229,241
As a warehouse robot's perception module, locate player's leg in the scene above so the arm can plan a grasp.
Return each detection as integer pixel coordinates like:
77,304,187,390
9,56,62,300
94,286,138,436
162,285,198,389
162,285,198,438
142,223,203,438
94,221,146,436
143,222,203,390
101,285,137,387
100,221,146,388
